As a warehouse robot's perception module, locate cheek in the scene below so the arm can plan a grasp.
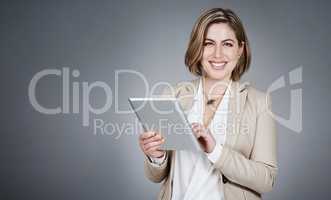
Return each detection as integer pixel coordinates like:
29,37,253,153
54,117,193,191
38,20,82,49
201,53,208,64
202,49,213,62
224,48,239,59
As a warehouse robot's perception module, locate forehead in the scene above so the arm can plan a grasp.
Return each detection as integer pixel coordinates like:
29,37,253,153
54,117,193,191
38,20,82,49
205,23,236,40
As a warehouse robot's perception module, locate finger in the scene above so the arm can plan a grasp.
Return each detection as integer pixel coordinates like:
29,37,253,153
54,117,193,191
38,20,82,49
192,126,208,139
192,128,201,138
196,124,208,133
145,139,165,151
192,123,205,133
143,133,163,145
144,139,165,152
192,125,199,131
149,150,165,158
140,131,156,140
191,122,199,128
146,145,164,155
192,125,203,133
196,123,205,130
144,140,163,150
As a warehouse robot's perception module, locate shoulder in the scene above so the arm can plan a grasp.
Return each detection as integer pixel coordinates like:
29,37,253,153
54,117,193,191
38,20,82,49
245,83,272,115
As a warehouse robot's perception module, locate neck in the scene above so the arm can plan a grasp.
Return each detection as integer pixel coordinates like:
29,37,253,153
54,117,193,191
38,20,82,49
202,76,231,98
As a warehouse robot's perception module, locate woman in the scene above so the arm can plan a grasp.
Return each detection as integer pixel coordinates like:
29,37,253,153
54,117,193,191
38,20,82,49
139,8,278,200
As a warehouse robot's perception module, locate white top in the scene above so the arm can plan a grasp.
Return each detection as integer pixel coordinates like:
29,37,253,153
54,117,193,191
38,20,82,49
150,78,231,200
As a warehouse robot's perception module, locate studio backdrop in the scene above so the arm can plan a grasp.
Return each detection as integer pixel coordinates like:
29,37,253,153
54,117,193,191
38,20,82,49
1,0,330,199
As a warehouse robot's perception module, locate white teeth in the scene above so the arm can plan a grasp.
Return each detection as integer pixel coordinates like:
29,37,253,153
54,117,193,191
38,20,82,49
210,62,227,68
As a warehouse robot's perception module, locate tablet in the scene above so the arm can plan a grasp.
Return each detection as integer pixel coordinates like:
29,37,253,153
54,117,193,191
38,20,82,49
128,97,200,151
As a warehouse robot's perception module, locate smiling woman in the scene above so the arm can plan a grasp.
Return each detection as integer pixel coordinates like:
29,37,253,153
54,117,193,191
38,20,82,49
185,8,251,82
139,8,277,200
201,23,244,81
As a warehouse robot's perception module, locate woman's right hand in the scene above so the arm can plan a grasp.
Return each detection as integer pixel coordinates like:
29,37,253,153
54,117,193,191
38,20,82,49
139,131,165,158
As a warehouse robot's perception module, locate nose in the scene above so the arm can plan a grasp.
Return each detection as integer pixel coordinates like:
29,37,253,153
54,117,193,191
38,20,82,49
213,45,224,59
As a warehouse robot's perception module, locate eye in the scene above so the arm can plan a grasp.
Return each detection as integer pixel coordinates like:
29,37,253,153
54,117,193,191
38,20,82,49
203,42,213,47
224,42,233,47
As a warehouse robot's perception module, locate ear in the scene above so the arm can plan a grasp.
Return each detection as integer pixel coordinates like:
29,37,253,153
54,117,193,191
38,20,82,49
238,41,244,58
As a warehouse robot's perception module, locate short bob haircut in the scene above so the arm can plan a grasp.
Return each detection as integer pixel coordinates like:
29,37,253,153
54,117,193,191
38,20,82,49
185,8,251,81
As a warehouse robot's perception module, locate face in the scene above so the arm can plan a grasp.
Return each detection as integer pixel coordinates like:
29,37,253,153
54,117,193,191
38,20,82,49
201,23,243,81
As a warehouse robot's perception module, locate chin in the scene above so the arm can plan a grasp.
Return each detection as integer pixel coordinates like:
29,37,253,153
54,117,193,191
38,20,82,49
204,69,229,81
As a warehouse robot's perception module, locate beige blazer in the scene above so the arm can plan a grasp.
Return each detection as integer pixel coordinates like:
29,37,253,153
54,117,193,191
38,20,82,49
144,78,278,200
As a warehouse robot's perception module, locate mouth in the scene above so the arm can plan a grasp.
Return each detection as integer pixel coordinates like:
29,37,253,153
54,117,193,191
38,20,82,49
209,61,228,70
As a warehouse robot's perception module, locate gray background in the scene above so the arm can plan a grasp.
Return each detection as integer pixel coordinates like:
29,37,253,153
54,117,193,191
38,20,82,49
1,0,330,199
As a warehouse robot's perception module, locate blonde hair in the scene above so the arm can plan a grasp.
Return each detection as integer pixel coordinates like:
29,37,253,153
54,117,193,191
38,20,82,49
185,8,251,81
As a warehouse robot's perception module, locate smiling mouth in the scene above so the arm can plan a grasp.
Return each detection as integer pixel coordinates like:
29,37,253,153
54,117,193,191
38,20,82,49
209,61,228,70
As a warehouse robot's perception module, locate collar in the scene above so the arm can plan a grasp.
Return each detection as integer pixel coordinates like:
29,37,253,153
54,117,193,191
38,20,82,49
175,78,250,113
193,78,233,101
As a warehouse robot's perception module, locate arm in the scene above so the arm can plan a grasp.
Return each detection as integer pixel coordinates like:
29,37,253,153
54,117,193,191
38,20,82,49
144,150,172,183
143,84,177,183
214,94,278,194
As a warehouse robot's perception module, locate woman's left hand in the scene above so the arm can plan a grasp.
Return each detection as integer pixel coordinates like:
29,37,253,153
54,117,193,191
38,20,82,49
191,122,216,153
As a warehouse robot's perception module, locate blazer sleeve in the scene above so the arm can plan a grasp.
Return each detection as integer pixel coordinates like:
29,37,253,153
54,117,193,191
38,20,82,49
144,150,172,183
143,84,176,183
213,93,278,194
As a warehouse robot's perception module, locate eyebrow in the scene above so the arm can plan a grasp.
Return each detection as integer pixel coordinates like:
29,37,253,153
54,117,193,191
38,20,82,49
204,38,235,43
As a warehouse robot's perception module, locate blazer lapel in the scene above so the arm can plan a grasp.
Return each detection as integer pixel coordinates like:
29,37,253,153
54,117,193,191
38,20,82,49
225,81,249,147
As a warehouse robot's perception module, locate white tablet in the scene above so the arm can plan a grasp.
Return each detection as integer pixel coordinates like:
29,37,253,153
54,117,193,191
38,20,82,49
128,97,200,151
